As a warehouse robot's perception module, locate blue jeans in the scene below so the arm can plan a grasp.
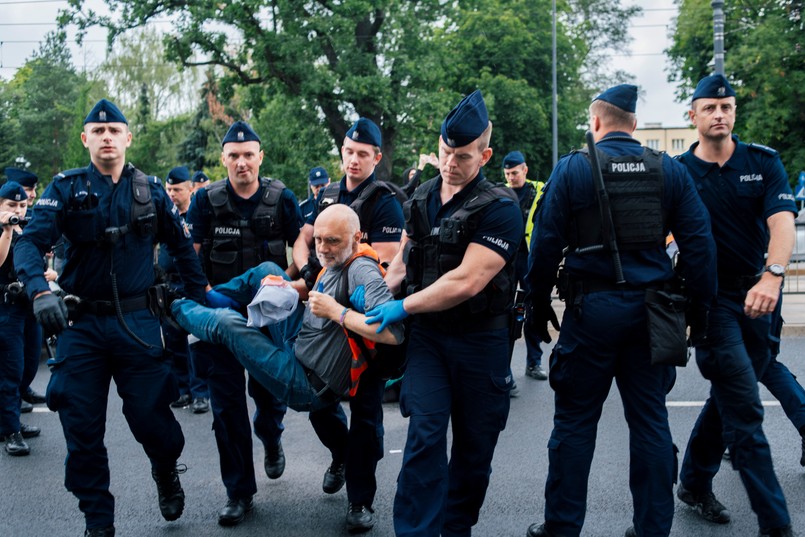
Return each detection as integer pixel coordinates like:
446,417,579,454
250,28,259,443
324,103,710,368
171,263,331,413
679,291,790,530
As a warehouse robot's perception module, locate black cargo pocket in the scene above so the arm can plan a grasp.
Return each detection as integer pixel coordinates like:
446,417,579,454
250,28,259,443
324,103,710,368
645,289,688,367
45,355,68,412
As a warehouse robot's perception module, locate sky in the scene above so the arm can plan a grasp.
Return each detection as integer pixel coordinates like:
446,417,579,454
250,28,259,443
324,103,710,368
0,0,692,128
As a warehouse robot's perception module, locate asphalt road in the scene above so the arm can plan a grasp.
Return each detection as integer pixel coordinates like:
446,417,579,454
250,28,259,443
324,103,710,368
3,337,805,537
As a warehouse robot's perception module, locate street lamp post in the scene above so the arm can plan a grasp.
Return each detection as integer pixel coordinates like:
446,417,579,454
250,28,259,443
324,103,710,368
711,0,725,75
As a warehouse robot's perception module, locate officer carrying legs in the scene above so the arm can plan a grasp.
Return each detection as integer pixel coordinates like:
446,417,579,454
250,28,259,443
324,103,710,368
186,120,303,527
13,99,208,537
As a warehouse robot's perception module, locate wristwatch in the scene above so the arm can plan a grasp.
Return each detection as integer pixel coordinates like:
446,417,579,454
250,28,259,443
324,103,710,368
764,264,786,278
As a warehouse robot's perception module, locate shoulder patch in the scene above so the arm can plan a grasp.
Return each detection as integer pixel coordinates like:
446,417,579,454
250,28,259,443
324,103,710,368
748,142,778,156
54,167,87,181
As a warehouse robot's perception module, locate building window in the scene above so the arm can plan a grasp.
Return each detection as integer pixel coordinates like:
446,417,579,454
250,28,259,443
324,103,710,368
671,138,685,151
646,139,660,150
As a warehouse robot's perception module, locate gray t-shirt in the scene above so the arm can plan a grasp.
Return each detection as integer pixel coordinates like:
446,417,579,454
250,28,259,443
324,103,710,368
294,255,403,397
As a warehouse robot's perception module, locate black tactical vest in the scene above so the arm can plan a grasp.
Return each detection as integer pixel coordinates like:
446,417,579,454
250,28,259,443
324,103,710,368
404,177,517,331
318,180,407,243
203,178,287,285
571,146,666,253
59,164,157,248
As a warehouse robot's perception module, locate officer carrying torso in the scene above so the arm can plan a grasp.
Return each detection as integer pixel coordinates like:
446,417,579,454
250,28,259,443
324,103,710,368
366,90,524,536
290,117,404,533
524,85,716,537
13,99,207,537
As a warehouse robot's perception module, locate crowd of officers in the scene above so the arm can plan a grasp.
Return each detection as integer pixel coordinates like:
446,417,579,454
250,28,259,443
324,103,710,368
0,72,801,537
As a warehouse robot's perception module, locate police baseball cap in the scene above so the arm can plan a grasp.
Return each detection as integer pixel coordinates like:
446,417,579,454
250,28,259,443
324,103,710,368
308,166,330,186
345,118,382,148
691,74,736,101
441,90,489,148
84,98,128,125
192,171,210,184
0,181,27,201
502,151,526,169
4,167,38,187
166,166,190,185
593,84,638,113
222,120,261,146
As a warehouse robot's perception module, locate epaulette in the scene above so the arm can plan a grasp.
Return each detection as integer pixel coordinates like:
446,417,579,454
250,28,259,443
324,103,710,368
748,142,778,156
53,167,87,181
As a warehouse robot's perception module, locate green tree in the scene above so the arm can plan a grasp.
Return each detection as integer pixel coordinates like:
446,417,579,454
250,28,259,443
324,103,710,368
2,32,97,182
667,0,805,182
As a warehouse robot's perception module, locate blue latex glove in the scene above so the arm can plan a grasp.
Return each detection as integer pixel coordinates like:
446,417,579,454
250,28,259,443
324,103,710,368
349,285,366,313
365,299,408,333
206,289,240,309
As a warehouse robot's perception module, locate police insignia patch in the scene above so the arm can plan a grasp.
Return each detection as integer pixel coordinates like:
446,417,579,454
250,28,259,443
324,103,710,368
99,110,107,121
237,131,245,141
352,130,359,140
717,86,725,96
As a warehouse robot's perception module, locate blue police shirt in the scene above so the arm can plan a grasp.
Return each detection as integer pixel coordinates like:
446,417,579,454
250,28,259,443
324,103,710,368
14,162,207,303
157,211,192,293
528,132,716,305
305,174,404,244
187,178,303,246
677,135,796,277
421,172,523,263
299,194,316,222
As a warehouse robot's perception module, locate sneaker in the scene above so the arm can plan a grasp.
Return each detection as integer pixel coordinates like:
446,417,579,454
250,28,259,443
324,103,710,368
170,394,192,408
264,441,285,479
677,483,730,524
322,462,346,494
526,365,548,380
151,464,186,521
84,527,115,537
4,432,30,456
191,397,209,414
346,503,375,533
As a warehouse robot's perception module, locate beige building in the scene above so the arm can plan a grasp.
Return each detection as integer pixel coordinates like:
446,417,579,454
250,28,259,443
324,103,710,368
632,123,699,156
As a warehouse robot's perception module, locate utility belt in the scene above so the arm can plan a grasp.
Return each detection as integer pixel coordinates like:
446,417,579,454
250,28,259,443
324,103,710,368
416,312,510,335
303,366,339,405
718,272,761,292
1,281,28,306
64,294,149,318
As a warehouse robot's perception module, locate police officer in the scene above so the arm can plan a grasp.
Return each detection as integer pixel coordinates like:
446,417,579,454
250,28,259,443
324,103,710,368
161,166,210,413
0,181,42,456
191,170,209,193
524,84,716,537
365,90,523,536
502,150,547,381
186,120,303,526
299,166,330,221
4,167,49,410
14,99,207,537
676,74,796,537
291,117,404,533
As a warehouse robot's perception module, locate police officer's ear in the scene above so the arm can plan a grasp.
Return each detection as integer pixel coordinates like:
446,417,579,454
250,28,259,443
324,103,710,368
479,147,493,167
373,150,383,166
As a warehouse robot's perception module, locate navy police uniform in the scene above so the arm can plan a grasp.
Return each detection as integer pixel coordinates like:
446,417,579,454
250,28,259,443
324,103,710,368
0,181,41,454
299,166,329,222
306,118,404,518
186,120,303,505
392,91,524,536
526,85,716,537
159,167,209,409
13,99,207,531
677,73,796,534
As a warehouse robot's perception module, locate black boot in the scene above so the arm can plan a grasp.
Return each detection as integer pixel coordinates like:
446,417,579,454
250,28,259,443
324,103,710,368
151,465,186,521
84,526,115,537
4,432,30,456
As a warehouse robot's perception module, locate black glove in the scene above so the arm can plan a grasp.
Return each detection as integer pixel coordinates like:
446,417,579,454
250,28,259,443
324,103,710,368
300,256,323,291
33,293,69,336
525,300,560,344
686,303,709,347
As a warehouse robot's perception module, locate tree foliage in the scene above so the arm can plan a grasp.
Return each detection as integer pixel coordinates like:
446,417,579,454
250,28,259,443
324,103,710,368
668,0,805,182
62,0,640,184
